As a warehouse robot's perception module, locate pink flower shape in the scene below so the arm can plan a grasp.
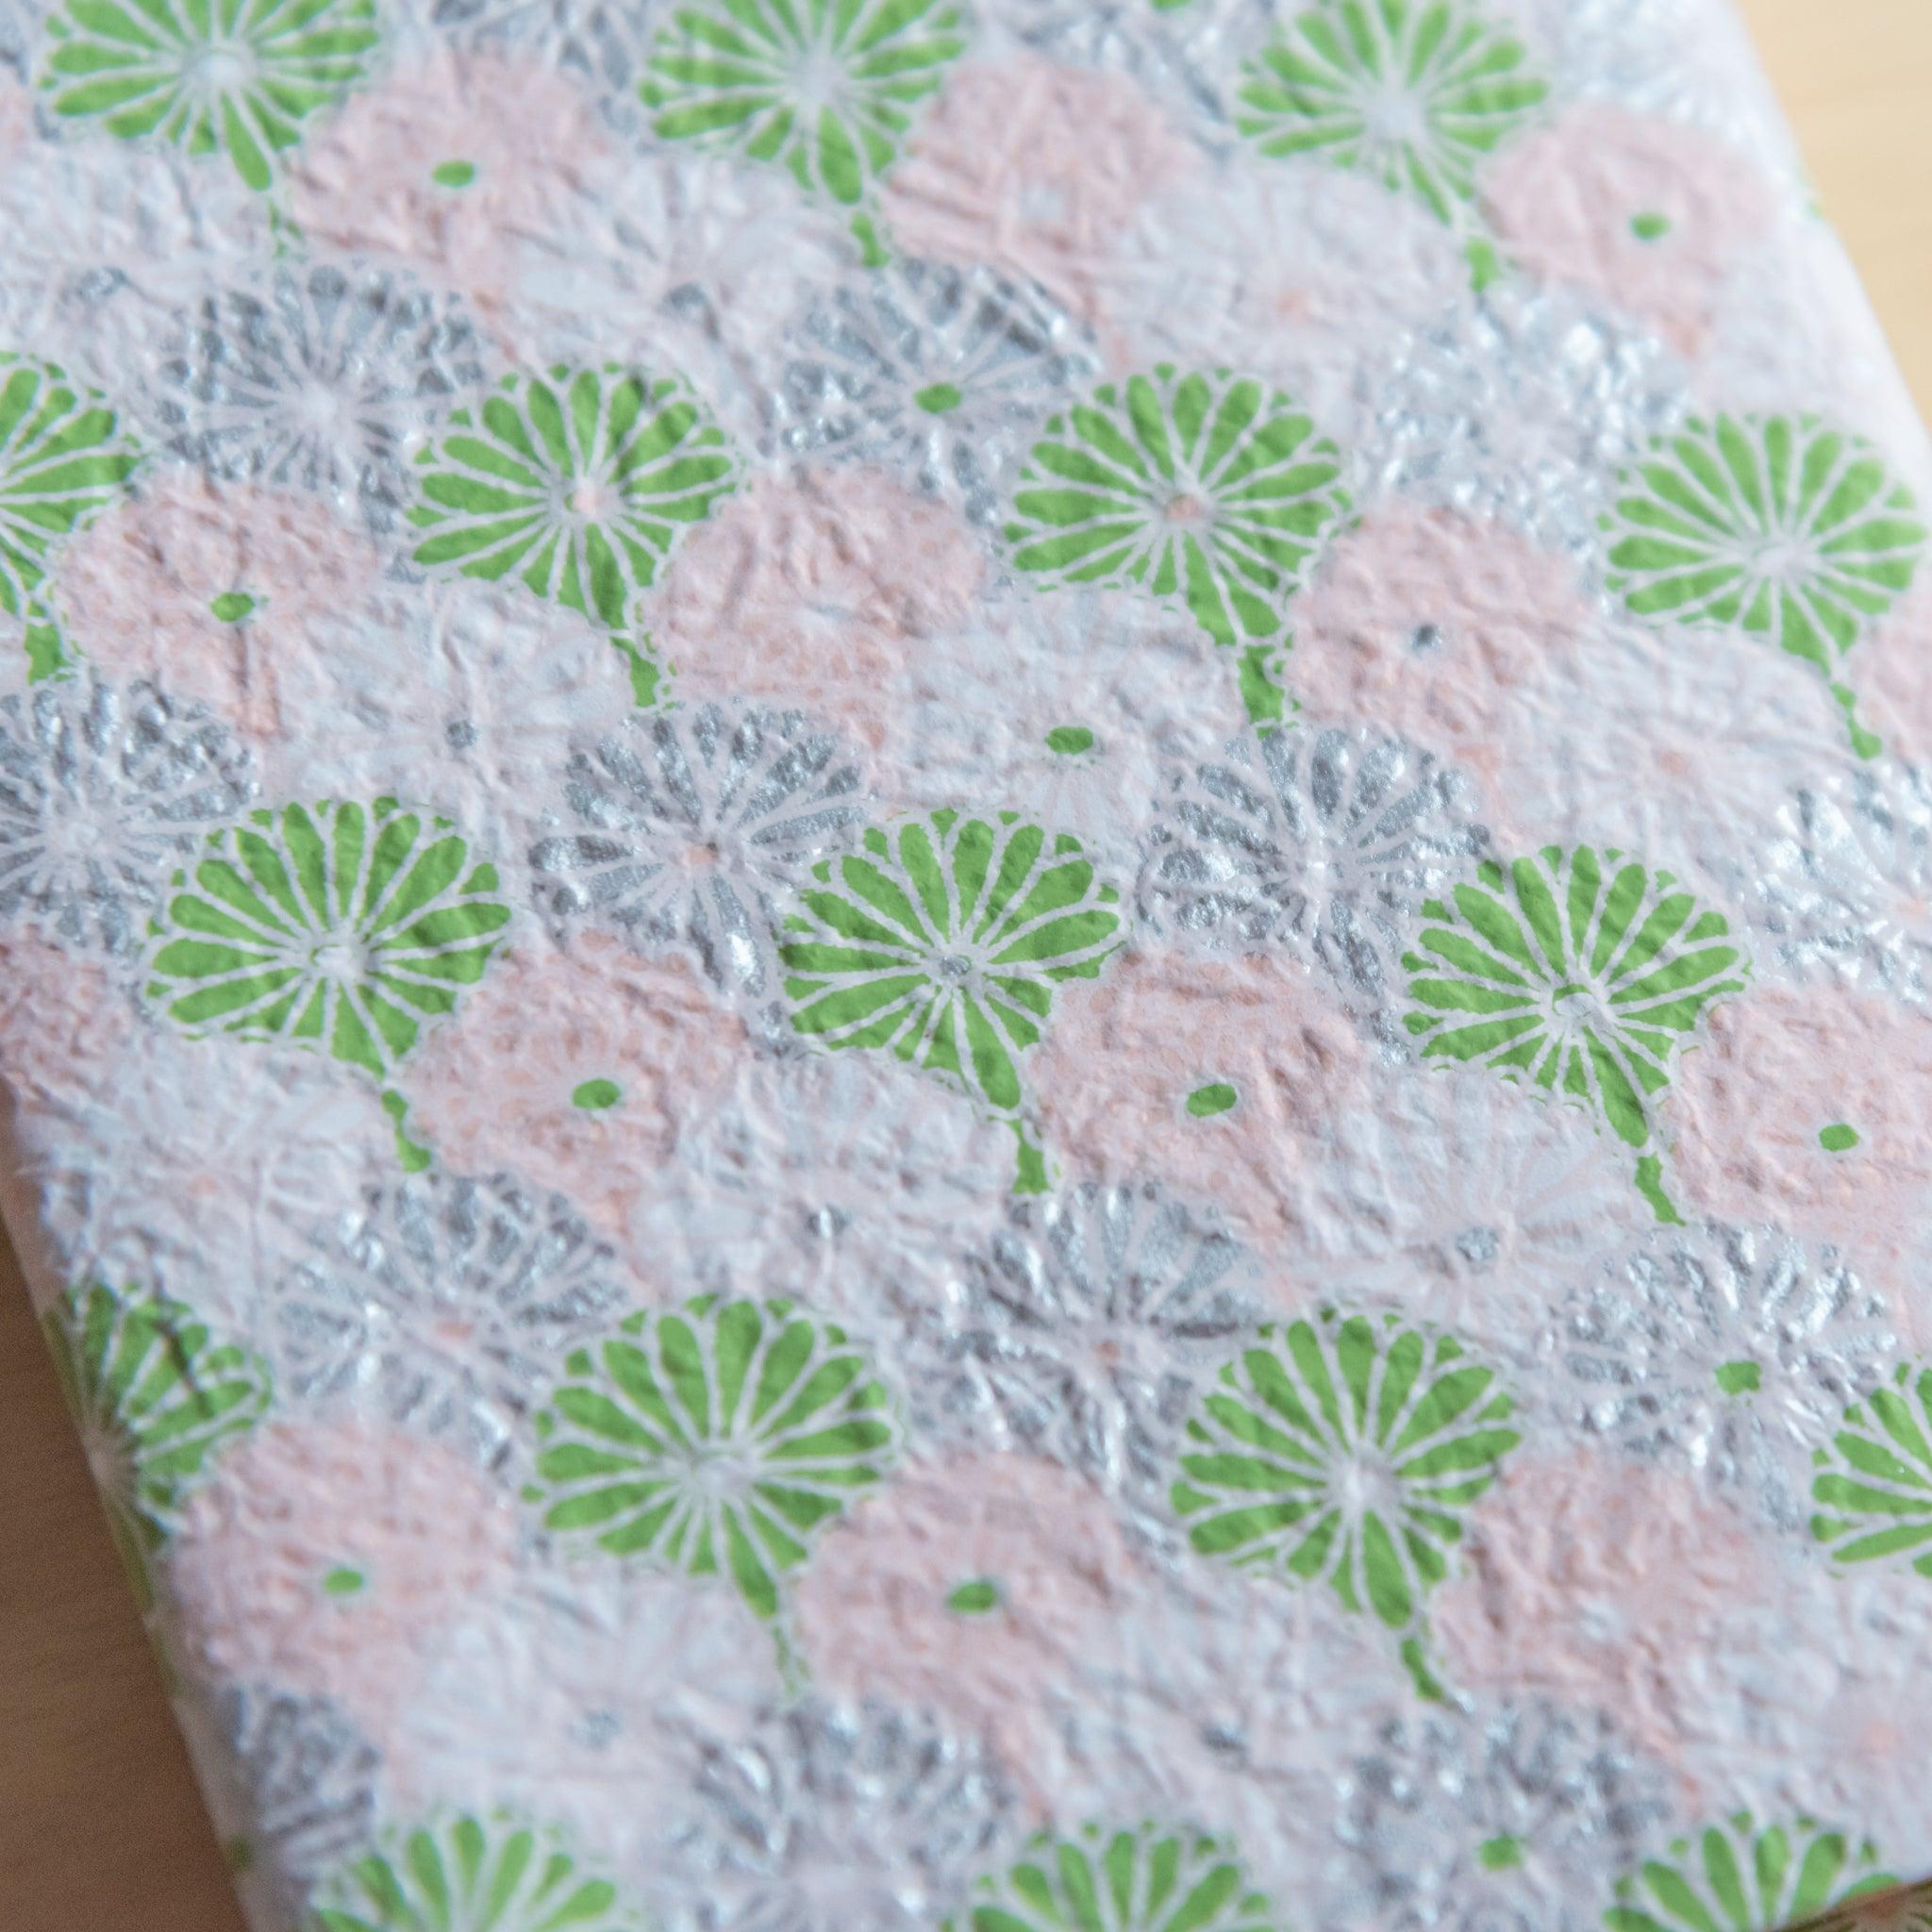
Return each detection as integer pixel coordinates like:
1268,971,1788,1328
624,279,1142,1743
1431,1445,1774,1780
650,467,983,744
1662,985,1932,1320
1482,105,1777,358
790,1452,1142,1803
1030,946,1367,1248
169,1418,518,1727
49,475,391,741
878,55,1196,323
1283,505,1590,796
403,935,748,1241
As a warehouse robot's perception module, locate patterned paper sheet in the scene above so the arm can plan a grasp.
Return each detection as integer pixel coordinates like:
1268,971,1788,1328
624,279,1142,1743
6,0,1932,1926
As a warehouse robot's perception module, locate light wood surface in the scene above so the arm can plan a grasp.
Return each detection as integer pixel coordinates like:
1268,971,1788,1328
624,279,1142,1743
3,4,1930,1922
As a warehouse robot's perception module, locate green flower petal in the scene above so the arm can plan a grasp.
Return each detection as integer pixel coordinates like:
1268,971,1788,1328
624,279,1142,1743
1811,1357,1932,1578
1236,0,1547,223
409,362,738,630
526,1293,899,1618
1402,846,1748,1150
1605,1814,1893,1932
1171,1306,1519,1630
1003,365,1349,647
143,797,510,1082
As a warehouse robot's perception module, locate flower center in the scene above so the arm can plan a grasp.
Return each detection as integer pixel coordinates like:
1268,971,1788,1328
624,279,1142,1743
309,937,367,985
1748,531,1816,584
1357,80,1427,150
185,37,256,104
1545,978,1612,1052
1161,491,1208,525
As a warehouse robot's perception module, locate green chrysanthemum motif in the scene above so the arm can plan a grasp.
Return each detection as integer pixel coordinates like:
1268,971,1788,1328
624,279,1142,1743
1236,0,1548,225
1171,1307,1519,1631
145,798,510,1082
312,1815,634,1932
0,355,141,619
1604,415,1926,689
1605,1814,1893,1932
1004,366,1350,648
640,0,968,208
780,808,1123,1127
953,1823,1277,1932
42,1282,269,1607
409,364,738,631
1403,847,1748,1153
38,0,380,192
1811,1358,1932,1578
527,1294,898,1619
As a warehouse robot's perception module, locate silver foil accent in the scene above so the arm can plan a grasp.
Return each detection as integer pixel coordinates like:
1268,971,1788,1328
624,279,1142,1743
1544,1220,1900,1530
0,675,256,955
531,698,872,1006
769,258,1101,527
151,260,487,529
273,1168,629,1471
1138,720,1488,1019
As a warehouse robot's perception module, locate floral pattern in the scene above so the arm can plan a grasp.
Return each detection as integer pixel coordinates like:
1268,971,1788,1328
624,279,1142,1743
1604,1816,1893,1932
1811,1358,1932,1579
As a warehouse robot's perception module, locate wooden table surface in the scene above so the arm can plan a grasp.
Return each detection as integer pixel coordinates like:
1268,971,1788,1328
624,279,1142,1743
4,3,1931,1923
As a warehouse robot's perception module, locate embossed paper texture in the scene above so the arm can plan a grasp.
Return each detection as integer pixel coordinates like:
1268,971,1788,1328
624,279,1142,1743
6,0,1932,1925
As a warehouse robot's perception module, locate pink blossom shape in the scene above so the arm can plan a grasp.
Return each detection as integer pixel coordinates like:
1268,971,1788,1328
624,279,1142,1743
1030,947,1367,1249
403,935,748,1241
169,1418,518,1727
49,475,391,741
1432,1445,1774,1781
878,56,1196,323
1483,105,1777,358
651,467,984,745
1663,985,1932,1324
791,1452,1142,1804
1284,505,1589,795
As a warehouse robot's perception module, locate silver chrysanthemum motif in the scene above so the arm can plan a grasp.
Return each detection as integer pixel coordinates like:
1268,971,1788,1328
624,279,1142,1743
273,1170,631,1470
1546,1221,1901,1530
1354,283,1688,566
152,261,487,528
663,1699,1016,1932
531,699,871,1006
0,676,256,955
771,258,1101,526
1331,1699,1671,1932
210,1685,379,1915
912,1183,1259,1540
1140,721,1487,1017
1740,761,1932,1005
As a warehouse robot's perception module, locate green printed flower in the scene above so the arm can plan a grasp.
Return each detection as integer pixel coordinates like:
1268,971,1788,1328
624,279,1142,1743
953,1824,1276,1932
0,355,141,618
42,1282,269,1605
1604,415,1926,680
781,809,1123,1125
527,1294,898,1618
409,364,737,630
145,798,510,1082
313,1815,633,1932
1004,366,1349,648
1605,1814,1892,1932
1236,0,1547,224
1811,1358,1932,1577
1171,1307,1518,1630
1403,847,1747,1151
641,0,968,208
38,0,380,192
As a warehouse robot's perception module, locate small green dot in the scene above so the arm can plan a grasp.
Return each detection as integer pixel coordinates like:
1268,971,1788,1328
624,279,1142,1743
1631,211,1672,242
1714,1358,1761,1397
432,159,476,188
209,591,257,623
573,1078,623,1110
914,382,963,414
321,1565,366,1596
1820,1123,1860,1153
1045,725,1094,756
946,1578,1001,1614
1478,1836,1524,1873
1186,1082,1239,1118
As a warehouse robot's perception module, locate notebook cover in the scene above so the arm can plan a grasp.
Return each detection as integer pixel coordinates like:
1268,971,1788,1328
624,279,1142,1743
4,0,1932,1926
